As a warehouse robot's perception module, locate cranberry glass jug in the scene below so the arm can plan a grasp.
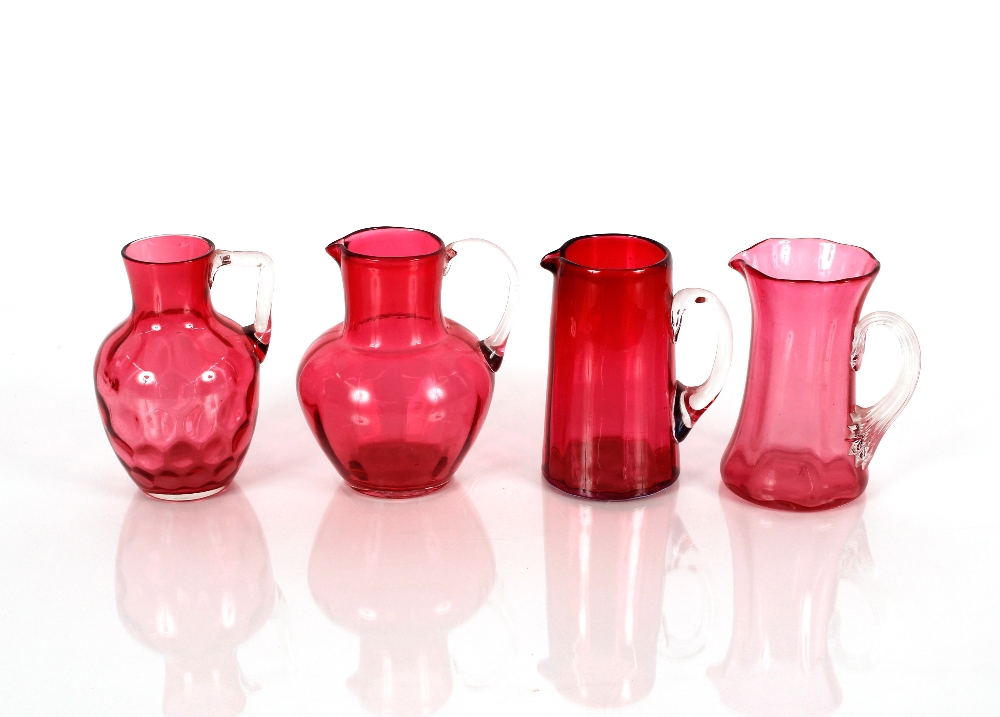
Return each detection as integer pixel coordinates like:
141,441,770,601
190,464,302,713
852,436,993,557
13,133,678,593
721,239,921,510
298,227,518,497
541,234,732,499
95,234,274,500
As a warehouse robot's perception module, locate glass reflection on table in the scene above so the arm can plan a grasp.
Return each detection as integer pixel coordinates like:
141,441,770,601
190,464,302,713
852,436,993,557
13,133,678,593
115,485,278,717
308,481,496,717
710,487,881,717
539,484,710,709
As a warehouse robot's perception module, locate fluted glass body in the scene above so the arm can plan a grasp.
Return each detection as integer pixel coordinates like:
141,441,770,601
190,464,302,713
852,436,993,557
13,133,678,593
95,235,272,500
721,239,919,510
541,234,732,500
298,228,511,497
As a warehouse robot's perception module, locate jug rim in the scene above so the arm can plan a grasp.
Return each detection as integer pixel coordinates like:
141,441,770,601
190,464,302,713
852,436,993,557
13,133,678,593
122,234,216,265
731,238,880,284
334,226,446,260
553,233,672,272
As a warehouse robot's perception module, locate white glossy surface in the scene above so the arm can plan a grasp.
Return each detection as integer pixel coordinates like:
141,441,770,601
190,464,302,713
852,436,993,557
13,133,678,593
2,2,998,715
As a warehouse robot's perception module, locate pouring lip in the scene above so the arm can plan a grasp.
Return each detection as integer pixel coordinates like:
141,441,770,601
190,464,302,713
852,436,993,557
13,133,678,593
549,232,673,272
731,238,881,284
332,226,446,260
121,234,216,265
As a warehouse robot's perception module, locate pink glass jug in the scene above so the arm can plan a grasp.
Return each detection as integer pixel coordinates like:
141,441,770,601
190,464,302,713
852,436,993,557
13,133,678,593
721,238,921,510
298,227,518,497
95,235,274,500
541,234,733,499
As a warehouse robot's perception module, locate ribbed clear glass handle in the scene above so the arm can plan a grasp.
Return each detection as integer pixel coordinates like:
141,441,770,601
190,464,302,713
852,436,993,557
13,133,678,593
849,311,921,468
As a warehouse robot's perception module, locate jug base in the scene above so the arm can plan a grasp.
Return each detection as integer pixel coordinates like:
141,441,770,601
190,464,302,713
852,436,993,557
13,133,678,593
542,473,677,501
346,480,450,499
722,481,862,512
145,485,227,502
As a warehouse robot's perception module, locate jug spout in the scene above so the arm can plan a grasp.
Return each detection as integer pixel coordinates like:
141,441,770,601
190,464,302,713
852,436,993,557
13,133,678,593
326,240,344,265
540,250,561,273
728,255,750,277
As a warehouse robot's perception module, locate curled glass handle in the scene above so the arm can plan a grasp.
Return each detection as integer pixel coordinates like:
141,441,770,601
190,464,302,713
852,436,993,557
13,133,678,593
211,249,275,362
444,239,519,372
671,288,733,441
849,312,920,468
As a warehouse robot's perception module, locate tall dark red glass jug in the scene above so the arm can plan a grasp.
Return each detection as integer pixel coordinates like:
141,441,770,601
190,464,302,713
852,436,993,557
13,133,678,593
721,239,921,511
95,234,274,500
298,227,518,498
541,234,732,500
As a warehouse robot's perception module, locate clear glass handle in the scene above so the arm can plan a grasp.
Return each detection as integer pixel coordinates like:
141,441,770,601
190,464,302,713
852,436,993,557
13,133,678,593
211,249,276,361
671,288,733,441
849,311,920,468
444,239,519,372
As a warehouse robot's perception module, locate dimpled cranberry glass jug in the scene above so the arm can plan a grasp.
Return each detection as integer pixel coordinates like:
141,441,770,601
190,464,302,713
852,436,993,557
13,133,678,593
541,234,733,500
298,227,518,497
721,239,920,510
95,234,274,500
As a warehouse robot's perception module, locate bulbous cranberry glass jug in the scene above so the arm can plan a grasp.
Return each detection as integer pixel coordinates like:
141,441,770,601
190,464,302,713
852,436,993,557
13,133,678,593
95,234,274,500
297,227,518,498
541,234,733,500
721,238,921,510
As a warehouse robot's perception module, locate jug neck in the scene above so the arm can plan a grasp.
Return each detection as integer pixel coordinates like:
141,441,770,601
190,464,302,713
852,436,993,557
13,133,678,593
124,256,213,318
337,250,448,347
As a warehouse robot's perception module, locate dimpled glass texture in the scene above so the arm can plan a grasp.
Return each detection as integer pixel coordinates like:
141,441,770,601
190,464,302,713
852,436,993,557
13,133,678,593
721,238,911,510
541,235,689,500
297,228,498,498
95,235,266,500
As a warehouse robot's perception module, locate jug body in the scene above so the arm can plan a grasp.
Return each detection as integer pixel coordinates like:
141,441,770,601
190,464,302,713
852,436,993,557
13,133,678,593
721,238,919,510
541,234,732,500
298,227,517,498
95,235,274,500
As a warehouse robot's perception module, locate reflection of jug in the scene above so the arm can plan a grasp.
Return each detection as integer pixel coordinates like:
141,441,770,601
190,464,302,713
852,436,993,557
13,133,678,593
722,238,919,510
298,227,518,498
308,482,496,716
539,485,710,708
709,487,882,717
115,486,277,717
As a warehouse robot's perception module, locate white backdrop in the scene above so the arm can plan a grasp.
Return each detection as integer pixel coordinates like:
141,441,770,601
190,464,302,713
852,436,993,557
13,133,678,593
1,2,997,715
